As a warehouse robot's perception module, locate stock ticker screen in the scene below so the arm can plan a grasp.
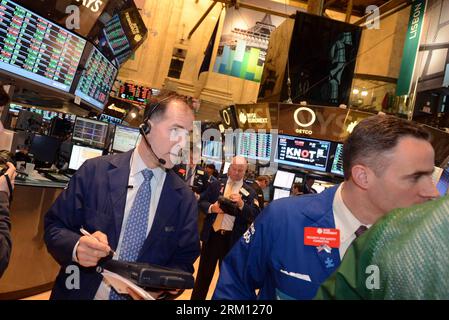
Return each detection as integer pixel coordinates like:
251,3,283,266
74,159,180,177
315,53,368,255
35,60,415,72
119,82,152,105
103,14,132,65
72,117,108,149
331,143,344,176
74,46,118,111
0,0,86,92
275,134,330,172
237,132,272,161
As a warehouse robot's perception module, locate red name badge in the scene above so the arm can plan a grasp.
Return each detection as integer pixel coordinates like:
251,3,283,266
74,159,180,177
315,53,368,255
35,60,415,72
304,227,340,248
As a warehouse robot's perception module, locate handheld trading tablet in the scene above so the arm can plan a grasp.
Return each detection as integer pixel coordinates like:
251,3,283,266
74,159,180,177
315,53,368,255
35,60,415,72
99,259,194,290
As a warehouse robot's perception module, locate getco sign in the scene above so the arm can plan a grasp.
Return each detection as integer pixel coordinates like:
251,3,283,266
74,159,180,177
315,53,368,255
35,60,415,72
294,107,316,135
222,110,231,126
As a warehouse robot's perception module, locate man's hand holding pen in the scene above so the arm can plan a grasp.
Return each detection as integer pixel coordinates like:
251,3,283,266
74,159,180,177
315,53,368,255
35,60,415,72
76,231,112,267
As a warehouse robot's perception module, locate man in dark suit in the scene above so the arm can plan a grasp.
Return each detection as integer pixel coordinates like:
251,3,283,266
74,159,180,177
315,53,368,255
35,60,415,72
0,162,16,278
302,176,318,194
190,156,260,300
173,152,209,195
44,91,200,300
251,176,269,209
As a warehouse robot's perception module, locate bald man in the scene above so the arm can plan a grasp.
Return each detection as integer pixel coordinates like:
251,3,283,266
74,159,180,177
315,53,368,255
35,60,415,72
191,156,260,300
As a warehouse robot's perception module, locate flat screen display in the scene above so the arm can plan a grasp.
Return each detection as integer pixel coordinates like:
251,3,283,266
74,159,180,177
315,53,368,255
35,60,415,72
112,124,140,153
100,113,122,125
273,188,291,200
202,140,221,159
236,132,272,161
74,45,117,111
273,170,295,189
102,14,132,66
72,116,108,149
68,144,103,170
331,143,344,176
275,135,331,172
0,0,86,92
119,82,152,105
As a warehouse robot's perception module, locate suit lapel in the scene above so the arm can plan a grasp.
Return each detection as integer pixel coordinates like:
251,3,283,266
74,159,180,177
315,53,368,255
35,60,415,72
139,171,183,254
310,208,341,275
107,151,133,249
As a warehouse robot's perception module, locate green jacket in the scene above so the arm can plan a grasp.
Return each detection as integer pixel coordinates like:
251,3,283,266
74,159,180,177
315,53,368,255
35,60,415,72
315,196,449,300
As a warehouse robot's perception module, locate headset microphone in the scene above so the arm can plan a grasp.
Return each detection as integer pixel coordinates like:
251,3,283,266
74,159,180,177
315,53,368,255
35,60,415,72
139,123,167,166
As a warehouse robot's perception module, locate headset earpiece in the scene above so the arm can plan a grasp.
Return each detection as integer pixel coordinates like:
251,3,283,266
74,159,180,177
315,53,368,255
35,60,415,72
139,121,151,136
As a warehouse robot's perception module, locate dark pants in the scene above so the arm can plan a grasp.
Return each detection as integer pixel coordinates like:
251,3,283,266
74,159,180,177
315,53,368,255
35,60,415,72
190,230,232,300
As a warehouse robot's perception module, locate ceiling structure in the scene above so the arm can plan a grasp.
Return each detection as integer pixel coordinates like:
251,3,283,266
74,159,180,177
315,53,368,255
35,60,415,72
220,0,412,21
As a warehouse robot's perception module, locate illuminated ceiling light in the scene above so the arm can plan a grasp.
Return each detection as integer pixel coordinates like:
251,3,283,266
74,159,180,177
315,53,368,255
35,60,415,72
130,111,137,119
352,88,359,95
361,90,368,97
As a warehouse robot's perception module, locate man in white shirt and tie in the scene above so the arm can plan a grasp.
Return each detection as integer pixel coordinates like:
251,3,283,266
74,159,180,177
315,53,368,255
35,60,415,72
191,156,260,300
44,91,200,300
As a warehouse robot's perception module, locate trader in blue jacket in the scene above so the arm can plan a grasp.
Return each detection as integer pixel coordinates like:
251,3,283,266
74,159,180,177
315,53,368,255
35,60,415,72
45,92,200,300
213,115,439,300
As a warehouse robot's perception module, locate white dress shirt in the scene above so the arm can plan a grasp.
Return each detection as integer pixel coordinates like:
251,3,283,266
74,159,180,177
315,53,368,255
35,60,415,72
90,149,166,300
332,183,371,260
218,179,243,231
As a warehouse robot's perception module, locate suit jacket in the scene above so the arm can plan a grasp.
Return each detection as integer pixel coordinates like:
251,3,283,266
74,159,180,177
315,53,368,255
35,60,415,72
173,164,208,194
198,177,260,246
0,191,11,278
213,186,341,300
44,150,200,300
251,182,265,210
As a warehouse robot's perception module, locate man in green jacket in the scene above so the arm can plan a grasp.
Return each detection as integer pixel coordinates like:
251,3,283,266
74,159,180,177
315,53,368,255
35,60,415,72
315,196,449,300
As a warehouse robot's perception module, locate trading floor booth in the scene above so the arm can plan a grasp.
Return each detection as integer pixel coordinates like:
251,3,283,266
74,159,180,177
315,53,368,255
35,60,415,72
219,103,449,201
0,181,65,299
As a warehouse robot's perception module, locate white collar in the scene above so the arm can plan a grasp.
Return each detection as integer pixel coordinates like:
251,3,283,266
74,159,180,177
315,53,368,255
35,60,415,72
130,149,165,183
333,183,371,243
227,178,243,185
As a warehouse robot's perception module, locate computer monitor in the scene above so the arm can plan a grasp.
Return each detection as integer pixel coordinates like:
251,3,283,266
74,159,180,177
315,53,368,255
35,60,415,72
275,135,331,172
236,132,272,161
119,82,152,105
30,135,60,164
330,143,344,176
0,0,86,93
112,125,140,153
273,170,295,189
202,140,222,159
68,145,103,170
312,183,327,194
72,117,108,149
100,114,122,125
74,44,118,111
294,176,304,184
15,110,43,132
273,188,291,200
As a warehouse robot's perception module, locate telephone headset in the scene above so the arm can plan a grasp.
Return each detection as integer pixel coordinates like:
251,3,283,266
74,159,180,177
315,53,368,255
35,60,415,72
138,95,175,167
